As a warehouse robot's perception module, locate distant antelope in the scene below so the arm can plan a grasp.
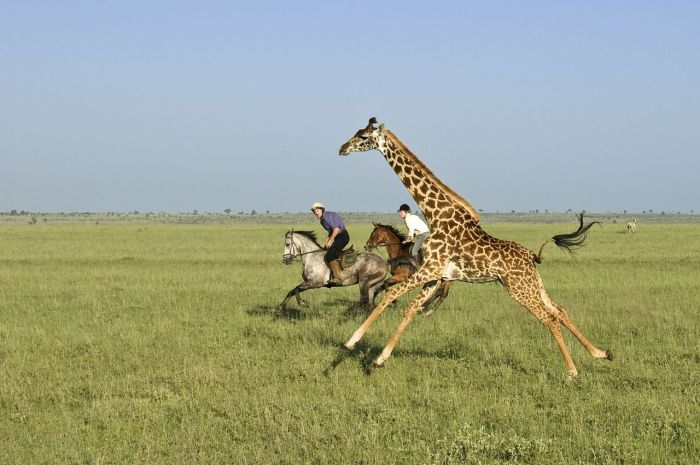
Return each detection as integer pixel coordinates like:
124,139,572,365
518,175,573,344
626,218,637,233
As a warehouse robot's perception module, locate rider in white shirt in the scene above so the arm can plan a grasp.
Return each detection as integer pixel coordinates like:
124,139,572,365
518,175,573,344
398,204,430,267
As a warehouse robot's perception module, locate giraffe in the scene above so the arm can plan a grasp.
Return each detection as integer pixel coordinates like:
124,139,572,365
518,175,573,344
626,217,637,233
338,118,613,377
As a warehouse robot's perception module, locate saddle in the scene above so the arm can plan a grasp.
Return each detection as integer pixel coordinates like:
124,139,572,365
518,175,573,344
387,250,422,273
387,256,419,273
339,245,358,269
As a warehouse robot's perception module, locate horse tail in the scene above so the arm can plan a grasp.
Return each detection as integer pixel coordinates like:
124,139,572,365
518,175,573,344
534,213,601,264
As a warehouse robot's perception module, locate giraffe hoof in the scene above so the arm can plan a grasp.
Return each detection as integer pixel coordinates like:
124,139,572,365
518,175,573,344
605,350,614,361
373,359,385,369
340,343,354,352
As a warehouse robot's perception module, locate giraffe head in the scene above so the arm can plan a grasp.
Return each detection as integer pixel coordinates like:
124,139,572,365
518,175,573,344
339,117,385,156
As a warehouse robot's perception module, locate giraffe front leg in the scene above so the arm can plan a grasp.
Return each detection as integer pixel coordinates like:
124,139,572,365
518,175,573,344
374,283,439,367
343,276,425,351
343,292,395,351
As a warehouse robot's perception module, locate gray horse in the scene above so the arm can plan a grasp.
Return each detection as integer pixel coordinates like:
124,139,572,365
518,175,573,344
278,230,387,312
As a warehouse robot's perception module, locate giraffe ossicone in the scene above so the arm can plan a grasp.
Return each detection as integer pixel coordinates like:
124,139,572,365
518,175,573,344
339,117,612,377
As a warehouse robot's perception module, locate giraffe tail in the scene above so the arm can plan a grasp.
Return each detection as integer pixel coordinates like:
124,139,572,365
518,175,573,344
534,213,601,264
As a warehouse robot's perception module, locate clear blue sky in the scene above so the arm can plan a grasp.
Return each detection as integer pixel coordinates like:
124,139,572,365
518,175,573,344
2,1,698,213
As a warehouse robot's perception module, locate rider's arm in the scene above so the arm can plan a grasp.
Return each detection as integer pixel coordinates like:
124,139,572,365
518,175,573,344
403,216,415,243
326,227,341,247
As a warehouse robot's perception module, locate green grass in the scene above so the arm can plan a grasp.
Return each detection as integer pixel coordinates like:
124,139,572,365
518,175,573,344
1,221,698,464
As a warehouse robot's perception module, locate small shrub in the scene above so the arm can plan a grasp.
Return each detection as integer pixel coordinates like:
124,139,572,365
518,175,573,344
432,423,551,465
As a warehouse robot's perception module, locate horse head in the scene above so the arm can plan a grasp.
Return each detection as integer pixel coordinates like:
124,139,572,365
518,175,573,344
282,230,323,264
365,222,385,252
282,231,296,264
365,223,411,259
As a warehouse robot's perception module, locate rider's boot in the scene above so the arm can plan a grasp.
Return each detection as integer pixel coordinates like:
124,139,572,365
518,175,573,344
328,260,343,285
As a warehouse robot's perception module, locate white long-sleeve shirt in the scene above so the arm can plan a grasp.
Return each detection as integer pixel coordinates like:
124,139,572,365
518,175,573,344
404,212,430,237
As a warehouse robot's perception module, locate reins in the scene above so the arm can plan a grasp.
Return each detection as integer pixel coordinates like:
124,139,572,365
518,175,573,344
366,227,410,249
367,240,404,248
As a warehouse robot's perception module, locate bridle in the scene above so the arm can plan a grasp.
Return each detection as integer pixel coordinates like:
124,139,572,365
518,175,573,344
365,228,406,251
283,230,325,262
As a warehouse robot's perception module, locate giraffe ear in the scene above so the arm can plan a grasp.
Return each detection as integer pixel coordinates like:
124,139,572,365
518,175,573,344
378,123,384,131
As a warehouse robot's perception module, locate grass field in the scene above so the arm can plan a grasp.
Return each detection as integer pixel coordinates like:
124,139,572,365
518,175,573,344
1,220,698,464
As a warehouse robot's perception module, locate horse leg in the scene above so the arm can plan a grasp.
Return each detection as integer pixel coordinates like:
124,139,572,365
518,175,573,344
434,280,453,309
373,282,441,367
421,279,452,315
349,277,372,313
380,274,403,292
350,279,368,311
295,286,311,308
344,268,440,351
277,282,321,311
277,284,302,311
348,267,388,314
379,265,412,292
365,269,390,311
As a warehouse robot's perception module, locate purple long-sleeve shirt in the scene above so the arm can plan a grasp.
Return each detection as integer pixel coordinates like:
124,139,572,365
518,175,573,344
320,211,346,235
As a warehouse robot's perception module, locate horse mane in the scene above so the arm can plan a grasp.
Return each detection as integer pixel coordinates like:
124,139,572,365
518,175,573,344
375,223,407,242
384,130,480,222
290,230,323,248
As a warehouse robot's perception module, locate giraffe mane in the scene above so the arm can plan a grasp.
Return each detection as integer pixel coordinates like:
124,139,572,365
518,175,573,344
384,130,481,222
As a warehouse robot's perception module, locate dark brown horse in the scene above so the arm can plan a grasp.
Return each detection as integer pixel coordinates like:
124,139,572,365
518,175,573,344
364,223,451,312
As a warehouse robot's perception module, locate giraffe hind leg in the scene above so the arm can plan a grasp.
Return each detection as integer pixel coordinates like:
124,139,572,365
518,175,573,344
546,320,578,377
533,270,611,361
503,275,580,376
549,299,612,361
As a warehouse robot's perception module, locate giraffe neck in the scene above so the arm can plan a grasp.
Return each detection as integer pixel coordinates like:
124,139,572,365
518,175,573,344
380,130,480,223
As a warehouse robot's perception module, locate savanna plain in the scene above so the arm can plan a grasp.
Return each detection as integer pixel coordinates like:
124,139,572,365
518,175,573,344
1,217,698,464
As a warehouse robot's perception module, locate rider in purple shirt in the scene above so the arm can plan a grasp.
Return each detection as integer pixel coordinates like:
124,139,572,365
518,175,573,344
311,202,350,285
320,210,345,234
